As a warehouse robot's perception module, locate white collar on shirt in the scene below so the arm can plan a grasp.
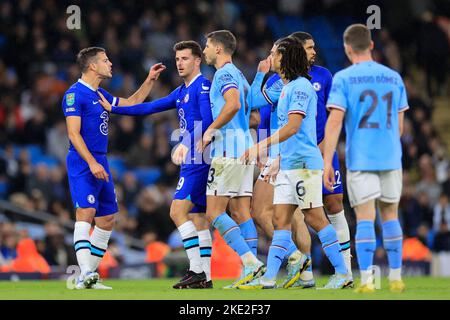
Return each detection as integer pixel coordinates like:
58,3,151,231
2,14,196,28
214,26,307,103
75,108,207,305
186,73,202,88
78,78,96,92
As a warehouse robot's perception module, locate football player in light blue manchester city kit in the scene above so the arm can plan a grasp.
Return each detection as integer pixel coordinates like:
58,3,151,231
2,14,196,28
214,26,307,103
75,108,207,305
199,30,265,289
62,47,165,289
98,41,214,289
240,36,349,289
323,24,408,293
247,38,309,290
247,32,353,289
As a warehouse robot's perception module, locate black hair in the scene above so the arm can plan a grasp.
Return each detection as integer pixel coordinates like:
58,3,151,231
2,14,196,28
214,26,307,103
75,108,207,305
290,31,313,44
276,37,311,81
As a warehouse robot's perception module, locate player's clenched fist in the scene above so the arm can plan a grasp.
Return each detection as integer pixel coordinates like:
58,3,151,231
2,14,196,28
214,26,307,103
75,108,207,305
89,161,109,182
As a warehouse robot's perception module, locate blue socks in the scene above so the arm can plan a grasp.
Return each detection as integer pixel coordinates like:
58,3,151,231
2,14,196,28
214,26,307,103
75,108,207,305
318,224,347,275
212,213,251,256
239,219,258,256
382,220,403,269
285,239,297,259
355,220,376,271
265,230,292,280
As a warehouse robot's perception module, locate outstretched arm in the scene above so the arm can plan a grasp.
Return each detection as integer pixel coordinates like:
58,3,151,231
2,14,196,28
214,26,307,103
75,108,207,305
98,91,176,116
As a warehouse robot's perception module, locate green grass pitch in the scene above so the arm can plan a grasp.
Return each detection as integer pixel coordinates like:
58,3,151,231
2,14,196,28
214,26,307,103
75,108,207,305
0,277,449,300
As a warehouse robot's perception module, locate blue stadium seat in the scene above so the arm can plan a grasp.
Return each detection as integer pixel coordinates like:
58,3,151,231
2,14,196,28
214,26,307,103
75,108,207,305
32,155,60,167
266,14,283,39
26,144,44,163
109,74,124,92
330,15,355,35
108,156,127,179
16,222,46,240
11,144,43,162
133,168,161,186
282,16,304,34
427,230,436,249
0,181,8,199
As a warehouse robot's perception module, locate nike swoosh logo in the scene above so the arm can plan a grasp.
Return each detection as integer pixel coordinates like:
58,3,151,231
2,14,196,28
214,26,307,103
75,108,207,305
92,101,99,104
176,99,181,103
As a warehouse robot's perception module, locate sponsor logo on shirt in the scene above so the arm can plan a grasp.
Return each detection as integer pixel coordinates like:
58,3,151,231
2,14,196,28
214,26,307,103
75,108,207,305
99,111,109,135
178,108,187,133
294,90,309,101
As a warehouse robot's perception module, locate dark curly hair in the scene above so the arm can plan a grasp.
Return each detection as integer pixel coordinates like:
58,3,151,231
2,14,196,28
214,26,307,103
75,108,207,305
276,36,311,81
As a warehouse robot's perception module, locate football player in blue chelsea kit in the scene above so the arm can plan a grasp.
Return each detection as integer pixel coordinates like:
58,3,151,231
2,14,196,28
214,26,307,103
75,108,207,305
62,47,165,289
99,41,214,289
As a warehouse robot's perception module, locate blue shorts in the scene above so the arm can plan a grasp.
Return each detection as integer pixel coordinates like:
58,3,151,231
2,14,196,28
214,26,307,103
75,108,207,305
66,151,118,217
173,165,209,213
322,151,343,196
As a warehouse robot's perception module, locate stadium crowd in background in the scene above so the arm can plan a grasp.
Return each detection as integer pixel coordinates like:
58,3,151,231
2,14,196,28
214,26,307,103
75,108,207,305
0,0,449,273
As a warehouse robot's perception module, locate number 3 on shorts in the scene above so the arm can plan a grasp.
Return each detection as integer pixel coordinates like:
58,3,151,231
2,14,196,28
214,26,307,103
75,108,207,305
208,168,215,184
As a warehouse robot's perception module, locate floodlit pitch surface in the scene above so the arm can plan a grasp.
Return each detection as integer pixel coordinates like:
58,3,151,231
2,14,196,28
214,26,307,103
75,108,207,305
0,277,449,300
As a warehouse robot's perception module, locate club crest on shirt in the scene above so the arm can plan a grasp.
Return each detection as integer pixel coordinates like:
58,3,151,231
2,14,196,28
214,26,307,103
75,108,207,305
87,195,95,204
313,82,321,91
66,93,75,106
183,93,189,103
